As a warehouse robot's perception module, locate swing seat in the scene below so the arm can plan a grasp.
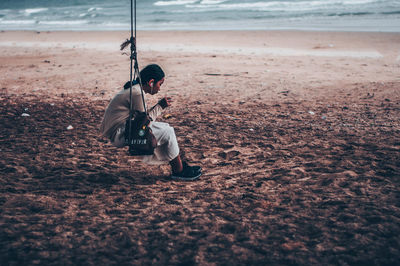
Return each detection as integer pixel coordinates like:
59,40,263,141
125,111,157,156
128,145,155,156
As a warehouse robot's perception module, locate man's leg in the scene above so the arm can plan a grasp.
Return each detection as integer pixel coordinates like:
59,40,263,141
170,154,202,180
142,122,180,164
170,154,183,174
147,122,201,180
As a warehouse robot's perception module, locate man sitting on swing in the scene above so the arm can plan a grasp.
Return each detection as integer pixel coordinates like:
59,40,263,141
100,64,201,180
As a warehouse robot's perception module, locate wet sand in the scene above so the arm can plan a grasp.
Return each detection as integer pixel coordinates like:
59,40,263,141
1,30,400,265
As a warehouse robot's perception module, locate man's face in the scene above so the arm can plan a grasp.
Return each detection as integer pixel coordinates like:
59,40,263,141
147,77,164,95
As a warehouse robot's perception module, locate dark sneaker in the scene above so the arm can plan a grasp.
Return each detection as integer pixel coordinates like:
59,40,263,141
182,161,202,174
171,164,202,181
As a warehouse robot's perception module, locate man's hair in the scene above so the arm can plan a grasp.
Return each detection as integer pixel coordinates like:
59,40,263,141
139,64,165,84
124,64,165,90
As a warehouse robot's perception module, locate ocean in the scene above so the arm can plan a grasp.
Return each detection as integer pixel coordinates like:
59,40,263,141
0,0,399,32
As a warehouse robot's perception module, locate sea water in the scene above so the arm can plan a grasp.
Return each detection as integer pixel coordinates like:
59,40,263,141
0,0,399,31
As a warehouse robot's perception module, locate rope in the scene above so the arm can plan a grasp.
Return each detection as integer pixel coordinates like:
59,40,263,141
127,0,147,148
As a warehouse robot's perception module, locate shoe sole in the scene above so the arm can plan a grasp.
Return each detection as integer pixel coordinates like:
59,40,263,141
171,172,202,181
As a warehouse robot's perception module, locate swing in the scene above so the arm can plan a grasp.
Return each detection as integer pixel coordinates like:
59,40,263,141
122,0,157,156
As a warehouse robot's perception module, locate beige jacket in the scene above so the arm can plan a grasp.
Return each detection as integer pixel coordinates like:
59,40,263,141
100,85,162,141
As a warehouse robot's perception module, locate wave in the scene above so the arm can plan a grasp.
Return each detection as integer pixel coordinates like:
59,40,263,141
79,12,98,18
340,0,378,5
382,10,400,15
37,20,89,25
183,0,391,12
0,19,90,26
328,11,374,17
0,0,398,31
24,8,48,15
0,20,37,25
88,7,103,12
100,22,129,27
154,0,199,6
200,0,228,4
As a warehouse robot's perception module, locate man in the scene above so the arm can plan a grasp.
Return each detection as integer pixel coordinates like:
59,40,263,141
100,64,201,180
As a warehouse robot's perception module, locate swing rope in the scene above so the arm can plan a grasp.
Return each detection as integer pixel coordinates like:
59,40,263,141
127,0,147,149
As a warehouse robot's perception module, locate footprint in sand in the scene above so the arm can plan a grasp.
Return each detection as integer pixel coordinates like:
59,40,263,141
218,150,240,161
218,143,235,149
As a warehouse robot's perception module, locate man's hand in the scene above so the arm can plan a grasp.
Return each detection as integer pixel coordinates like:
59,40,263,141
158,97,172,109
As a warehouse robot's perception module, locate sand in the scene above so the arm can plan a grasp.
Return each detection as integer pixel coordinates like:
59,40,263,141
0,30,400,265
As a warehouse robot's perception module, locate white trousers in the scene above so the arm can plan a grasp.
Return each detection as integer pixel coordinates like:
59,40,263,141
112,121,180,165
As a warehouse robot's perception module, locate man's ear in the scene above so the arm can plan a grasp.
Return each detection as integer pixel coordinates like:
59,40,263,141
148,79,154,87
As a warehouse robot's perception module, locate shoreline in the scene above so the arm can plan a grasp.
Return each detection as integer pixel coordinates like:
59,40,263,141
2,28,400,33
3,29,400,33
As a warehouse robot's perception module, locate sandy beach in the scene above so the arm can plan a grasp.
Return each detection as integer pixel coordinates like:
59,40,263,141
1,30,400,264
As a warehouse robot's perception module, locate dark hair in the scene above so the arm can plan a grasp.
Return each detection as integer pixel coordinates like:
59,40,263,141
123,80,138,90
139,64,165,84
124,64,165,90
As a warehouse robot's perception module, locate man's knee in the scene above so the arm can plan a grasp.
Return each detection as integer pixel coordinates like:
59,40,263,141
163,125,176,141
166,125,175,135
151,122,178,146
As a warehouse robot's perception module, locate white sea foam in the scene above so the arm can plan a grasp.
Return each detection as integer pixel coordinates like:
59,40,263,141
37,20,88,25
24,8,48,15
154,0,198,6
186,2,312,12
88,7,103,12
188,0,385,12
340,0,377,5
100,22,130,28
200,0,227,4
0,9,11,14
0,20,37,25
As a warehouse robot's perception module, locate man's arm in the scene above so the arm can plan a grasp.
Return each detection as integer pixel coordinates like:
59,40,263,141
148,103,163,121
148,97,171,121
